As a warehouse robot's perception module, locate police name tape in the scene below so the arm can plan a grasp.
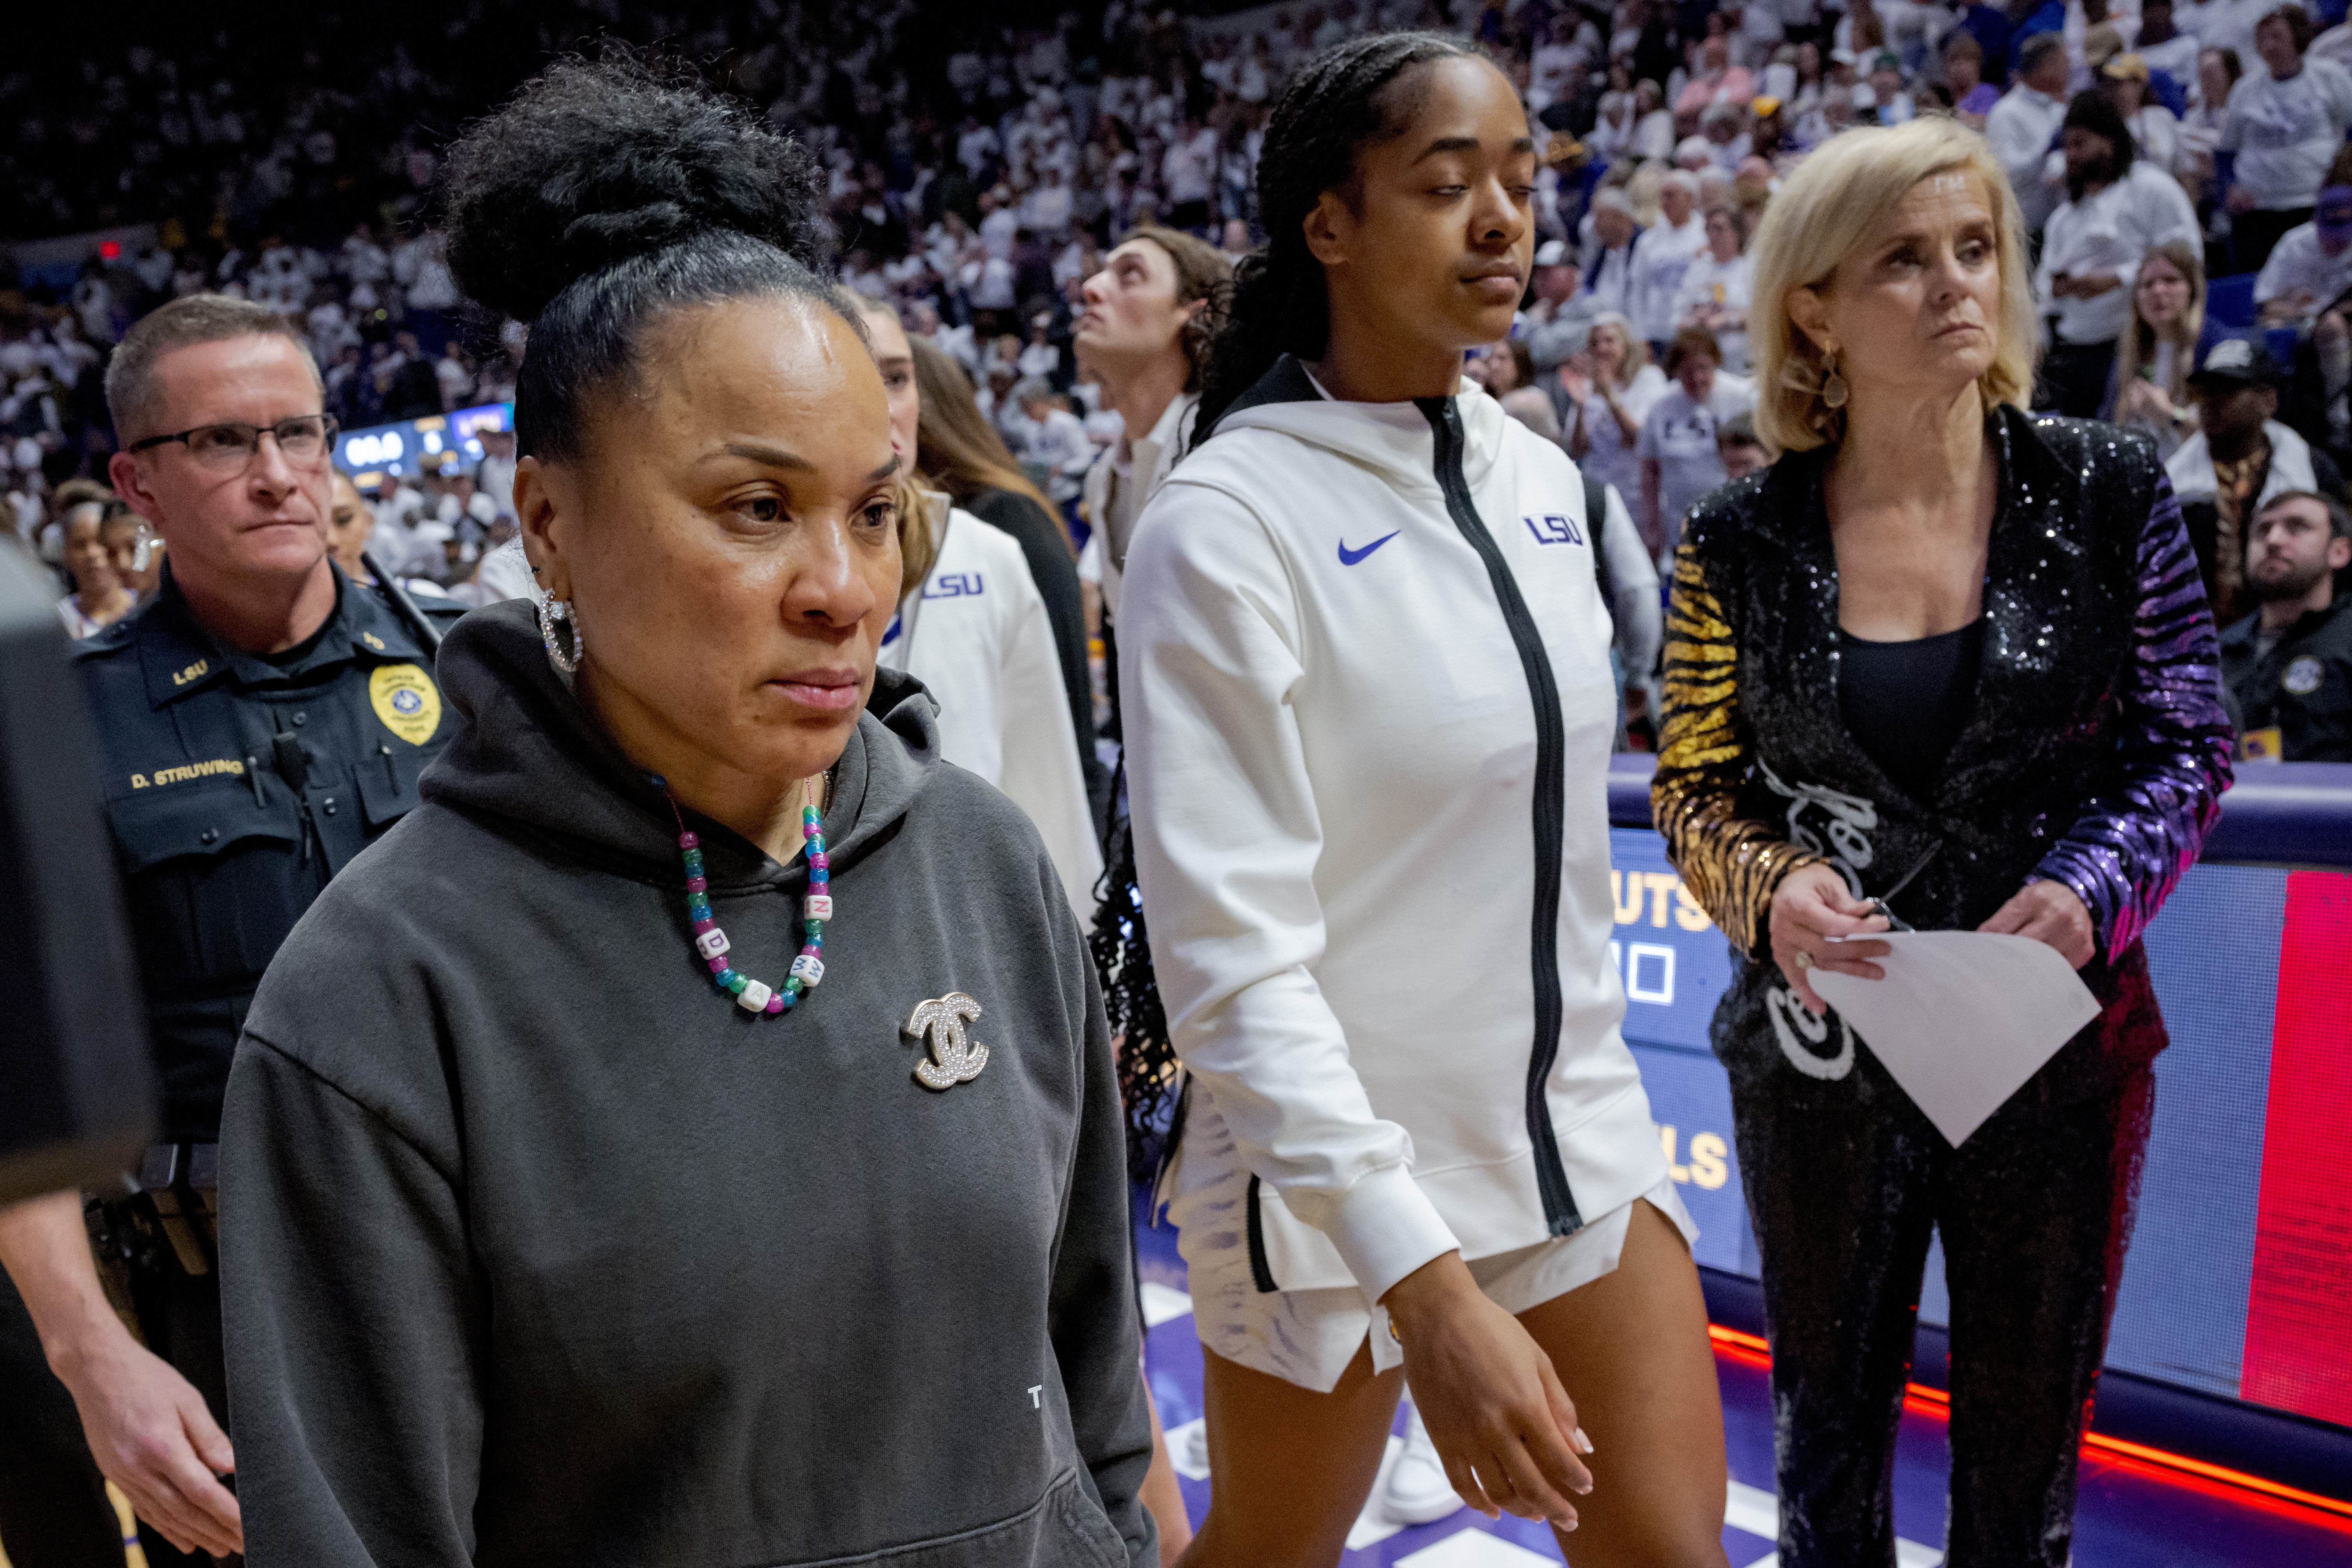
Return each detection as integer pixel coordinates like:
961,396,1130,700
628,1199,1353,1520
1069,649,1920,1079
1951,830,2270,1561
132,758,246,789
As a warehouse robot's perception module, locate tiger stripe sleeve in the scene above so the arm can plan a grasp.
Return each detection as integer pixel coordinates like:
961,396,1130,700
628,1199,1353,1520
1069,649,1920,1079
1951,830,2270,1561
2030,475,2234,958
1650,539,1824,956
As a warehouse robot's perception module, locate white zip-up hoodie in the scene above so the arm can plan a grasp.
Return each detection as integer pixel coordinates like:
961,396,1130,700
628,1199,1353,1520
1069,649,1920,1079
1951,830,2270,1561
1121,357,1671,1307
881,495,1102,926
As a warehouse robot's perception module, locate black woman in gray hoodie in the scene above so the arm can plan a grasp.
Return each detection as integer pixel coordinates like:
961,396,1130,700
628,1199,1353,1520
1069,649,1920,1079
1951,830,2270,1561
215,54,1154,1568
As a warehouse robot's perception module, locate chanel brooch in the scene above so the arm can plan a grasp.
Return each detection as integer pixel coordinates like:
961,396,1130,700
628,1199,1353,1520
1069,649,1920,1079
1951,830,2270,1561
906,993,989,1090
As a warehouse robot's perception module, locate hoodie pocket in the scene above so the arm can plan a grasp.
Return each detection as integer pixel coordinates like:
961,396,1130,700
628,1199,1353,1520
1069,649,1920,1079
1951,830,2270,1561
782,1467,1127,1567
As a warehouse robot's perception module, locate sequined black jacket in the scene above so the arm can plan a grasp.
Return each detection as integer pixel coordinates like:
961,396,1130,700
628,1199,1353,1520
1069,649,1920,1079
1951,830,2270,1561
1652,407,2235,1100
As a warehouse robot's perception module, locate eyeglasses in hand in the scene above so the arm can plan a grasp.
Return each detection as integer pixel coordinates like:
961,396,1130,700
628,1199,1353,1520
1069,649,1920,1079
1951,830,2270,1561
128,414,341,470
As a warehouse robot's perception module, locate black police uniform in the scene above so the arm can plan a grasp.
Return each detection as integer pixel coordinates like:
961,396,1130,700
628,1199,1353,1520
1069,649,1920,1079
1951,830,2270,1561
2221,590,2352,762
60,561,462,1563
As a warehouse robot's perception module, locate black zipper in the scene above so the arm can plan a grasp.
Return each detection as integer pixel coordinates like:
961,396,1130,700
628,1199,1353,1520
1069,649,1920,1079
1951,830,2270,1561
1245,1175,1278,1292
1417,396,1584,1238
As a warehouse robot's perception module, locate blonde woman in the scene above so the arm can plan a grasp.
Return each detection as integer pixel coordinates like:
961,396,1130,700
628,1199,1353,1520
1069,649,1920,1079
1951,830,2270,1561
1653,119,2232,1568
2110,239,2208,457
1562,313,1670,517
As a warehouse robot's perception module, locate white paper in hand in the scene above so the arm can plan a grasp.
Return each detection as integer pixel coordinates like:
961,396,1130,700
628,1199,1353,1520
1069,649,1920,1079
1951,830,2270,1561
1810,931,2101,1146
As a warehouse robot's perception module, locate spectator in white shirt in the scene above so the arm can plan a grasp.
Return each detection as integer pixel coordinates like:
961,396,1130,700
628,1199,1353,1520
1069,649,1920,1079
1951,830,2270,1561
1563,313,1672,530
2257,152,2352,322
1017,312,1065,382
979,187,1020,259
1633,77,1678,160
2036,90,2204,414
1522,239,1606,374
2191,0,2278,70
1990,32,2077,232
2222,5,2352,270
1675,205,1758,371
2179,44,2245,199
1701,99,1756,167
1638,325,1758,561
1632,171,1708,348
1014,378,1094,509
2104,53,2184,172
1590,89,1639,160
2135,0,2206,90
1160,116,1219,231
1019,167,1074,238
340,223,392,285
1584,187,1645,317
1731,0,1789,62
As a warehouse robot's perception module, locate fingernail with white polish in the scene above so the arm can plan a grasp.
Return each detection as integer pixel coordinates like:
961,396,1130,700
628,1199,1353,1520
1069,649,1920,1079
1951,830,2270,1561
1574,1426,1595,1454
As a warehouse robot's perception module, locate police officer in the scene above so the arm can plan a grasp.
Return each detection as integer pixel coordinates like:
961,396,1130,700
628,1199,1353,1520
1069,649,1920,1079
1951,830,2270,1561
0,294,460,1563
2223,489,2352,762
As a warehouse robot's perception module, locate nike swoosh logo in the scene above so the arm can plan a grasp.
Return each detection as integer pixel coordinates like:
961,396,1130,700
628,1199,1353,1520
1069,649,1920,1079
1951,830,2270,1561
1337,530,1401,565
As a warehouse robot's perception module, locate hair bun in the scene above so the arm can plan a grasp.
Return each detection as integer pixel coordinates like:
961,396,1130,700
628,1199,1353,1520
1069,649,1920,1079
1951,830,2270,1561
440,49,825,324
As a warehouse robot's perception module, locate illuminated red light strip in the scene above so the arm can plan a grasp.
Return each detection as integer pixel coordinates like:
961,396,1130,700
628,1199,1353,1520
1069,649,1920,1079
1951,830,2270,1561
1705,1323,2352,1523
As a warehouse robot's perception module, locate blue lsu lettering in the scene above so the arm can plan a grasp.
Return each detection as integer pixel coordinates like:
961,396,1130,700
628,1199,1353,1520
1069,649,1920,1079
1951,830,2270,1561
1523,512,1585,547
922,572,985,600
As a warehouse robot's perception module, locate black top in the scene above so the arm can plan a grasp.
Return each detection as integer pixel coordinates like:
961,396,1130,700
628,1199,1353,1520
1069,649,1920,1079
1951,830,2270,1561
2219,589,2352,761
70,564,464,1140
1837,618,1987,804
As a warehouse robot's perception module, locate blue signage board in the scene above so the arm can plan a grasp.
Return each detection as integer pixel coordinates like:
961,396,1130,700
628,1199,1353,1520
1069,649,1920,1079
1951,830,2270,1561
334,401,512,486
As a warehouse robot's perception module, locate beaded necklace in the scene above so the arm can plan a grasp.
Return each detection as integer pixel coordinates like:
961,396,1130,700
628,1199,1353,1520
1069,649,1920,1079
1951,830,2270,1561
654,772,833,1015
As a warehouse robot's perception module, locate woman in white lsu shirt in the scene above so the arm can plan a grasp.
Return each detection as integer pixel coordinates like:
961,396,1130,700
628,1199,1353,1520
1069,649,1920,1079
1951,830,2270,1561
1119,32,1726,1568
853,299,1101,925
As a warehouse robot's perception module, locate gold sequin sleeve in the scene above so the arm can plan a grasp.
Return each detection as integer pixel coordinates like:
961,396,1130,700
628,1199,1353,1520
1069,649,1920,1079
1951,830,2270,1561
1650,540,1824,956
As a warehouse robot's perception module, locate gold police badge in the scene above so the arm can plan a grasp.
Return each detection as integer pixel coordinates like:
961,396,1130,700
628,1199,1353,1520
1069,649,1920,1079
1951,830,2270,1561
370,663,442,746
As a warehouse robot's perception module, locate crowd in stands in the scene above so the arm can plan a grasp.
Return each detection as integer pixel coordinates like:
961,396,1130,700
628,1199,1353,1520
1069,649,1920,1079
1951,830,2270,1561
5,0,2347,755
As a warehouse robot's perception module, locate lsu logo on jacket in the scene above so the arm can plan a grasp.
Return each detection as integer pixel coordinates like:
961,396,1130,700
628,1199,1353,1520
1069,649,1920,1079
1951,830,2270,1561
1523,512,1584,547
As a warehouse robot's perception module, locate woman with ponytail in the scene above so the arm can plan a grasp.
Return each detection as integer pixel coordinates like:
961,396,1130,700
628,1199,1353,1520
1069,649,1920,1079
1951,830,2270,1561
217,54,1154,1567
1119,32,1728,1568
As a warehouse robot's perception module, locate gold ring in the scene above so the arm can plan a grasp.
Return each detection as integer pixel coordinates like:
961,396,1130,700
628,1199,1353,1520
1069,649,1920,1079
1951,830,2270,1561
1792,950,1814,969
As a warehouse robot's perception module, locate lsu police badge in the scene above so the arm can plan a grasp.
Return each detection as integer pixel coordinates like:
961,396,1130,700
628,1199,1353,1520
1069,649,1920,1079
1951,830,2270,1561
906,992,989,1090
2283,655,2325,696
370,663,443,746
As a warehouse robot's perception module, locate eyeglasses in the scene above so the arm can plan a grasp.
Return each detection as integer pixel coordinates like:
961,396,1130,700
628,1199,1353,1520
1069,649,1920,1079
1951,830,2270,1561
128,414,340,470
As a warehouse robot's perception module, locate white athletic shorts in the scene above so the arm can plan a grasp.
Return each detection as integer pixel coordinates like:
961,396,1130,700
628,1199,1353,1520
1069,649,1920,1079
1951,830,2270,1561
1171,1097,1698,1394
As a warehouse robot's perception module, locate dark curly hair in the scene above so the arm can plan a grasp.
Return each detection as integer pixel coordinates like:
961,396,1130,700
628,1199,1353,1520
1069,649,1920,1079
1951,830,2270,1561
438,48,853,463
1192,31,1477,439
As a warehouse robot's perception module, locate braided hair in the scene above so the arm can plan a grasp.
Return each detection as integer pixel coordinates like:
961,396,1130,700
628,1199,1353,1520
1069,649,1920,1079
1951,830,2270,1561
1191,30,1478,439
1104,30,1474,1186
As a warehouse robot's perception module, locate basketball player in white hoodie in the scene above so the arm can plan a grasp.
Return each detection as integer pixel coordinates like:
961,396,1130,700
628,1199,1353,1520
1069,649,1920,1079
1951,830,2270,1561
853,300,1101,926
1120,33,1729,1568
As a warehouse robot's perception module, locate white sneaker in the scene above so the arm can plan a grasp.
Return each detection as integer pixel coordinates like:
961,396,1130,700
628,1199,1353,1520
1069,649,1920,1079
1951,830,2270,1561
1382,1402,1462,1526
1174,1418,1210,1476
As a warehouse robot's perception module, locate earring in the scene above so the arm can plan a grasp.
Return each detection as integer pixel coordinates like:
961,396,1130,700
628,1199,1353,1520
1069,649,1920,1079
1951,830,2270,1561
538,595,584,674
1821,353,1849,411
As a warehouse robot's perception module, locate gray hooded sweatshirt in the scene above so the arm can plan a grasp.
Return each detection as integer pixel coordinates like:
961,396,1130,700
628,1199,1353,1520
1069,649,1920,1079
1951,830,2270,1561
218,599,1153,1567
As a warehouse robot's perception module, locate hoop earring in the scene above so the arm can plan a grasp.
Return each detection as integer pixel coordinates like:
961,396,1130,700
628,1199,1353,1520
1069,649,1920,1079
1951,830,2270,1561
538,596,584,674
1821,353,1850,411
